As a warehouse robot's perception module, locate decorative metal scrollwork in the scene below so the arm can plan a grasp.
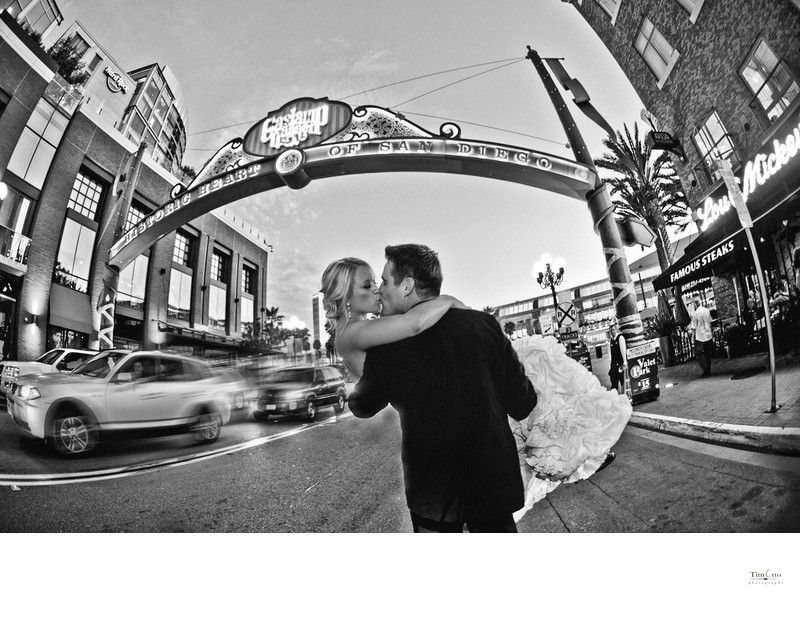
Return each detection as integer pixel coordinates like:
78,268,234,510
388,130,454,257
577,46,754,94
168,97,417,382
439,123,461,139
328,106,435,142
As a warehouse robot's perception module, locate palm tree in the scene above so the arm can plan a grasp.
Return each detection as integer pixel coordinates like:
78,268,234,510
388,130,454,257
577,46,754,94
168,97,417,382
503,321,516,339
595,123,690,272
264,306,283,328
482,306,496,315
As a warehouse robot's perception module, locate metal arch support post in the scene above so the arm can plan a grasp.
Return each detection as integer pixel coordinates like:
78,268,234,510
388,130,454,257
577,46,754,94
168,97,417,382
93,141,147,350
525,47,644,346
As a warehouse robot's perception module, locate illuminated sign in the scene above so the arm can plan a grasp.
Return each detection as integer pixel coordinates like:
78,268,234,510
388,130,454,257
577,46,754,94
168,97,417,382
669,239,735,285
103,67,130,94
698,118,800,231
243,97,352,157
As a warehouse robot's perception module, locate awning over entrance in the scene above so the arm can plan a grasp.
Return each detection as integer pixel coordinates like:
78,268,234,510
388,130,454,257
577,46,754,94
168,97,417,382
652,233,738,291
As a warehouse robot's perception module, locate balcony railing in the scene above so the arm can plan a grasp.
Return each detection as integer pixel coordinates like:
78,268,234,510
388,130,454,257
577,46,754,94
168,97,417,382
0,225,31,266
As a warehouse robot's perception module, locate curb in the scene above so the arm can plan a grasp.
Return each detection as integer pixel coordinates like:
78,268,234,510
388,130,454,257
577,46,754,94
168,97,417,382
630,411,800,456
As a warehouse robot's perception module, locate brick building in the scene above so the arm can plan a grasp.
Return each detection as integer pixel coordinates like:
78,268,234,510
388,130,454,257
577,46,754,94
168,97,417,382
563,0,800,350
0,8,270,361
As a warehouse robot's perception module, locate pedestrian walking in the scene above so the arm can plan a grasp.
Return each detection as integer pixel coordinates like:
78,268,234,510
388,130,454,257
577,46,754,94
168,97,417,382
608,323,625,393
691,296,714,377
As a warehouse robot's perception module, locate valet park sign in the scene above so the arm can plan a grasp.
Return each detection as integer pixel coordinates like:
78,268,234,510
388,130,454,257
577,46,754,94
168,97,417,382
108,97,599,269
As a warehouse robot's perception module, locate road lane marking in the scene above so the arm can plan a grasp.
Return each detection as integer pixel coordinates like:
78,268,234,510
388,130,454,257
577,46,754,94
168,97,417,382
0,414,346,487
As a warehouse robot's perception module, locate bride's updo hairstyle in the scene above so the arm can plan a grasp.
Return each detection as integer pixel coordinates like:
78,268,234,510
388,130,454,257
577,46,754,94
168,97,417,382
320,257,369,330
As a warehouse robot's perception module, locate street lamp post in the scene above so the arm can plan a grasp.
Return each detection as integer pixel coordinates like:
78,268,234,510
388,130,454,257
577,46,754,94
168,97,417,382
534,253,565,332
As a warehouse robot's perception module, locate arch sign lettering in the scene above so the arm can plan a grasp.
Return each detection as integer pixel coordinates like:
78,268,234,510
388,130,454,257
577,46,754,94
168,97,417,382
108,97,597,269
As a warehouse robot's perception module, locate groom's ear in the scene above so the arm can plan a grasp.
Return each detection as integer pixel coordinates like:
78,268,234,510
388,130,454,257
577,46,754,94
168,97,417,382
402,276,415,297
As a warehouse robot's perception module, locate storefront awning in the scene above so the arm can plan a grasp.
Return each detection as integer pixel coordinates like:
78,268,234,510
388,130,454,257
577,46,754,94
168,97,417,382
652,233,739,291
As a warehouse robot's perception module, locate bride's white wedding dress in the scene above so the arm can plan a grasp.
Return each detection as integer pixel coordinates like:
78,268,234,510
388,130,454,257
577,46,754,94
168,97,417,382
509,335,632,522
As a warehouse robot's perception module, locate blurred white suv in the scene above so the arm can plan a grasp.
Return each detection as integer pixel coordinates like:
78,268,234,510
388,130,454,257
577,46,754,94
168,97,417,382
1,348,96,400
7,350,231,456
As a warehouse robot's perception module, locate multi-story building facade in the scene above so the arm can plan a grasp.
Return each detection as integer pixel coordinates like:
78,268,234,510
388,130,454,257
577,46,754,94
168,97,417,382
311,292,329,352
0,9,270,361
563,0,800,344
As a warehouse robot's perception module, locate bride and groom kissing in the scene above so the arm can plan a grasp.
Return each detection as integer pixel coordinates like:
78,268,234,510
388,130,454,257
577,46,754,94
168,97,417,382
321,243,629,533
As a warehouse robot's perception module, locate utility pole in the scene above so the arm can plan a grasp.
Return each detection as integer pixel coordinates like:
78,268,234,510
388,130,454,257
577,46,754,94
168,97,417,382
526,47,645,348
94,141,147,350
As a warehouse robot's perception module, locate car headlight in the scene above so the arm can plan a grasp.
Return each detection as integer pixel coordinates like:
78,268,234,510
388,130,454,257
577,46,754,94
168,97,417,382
284,390,305,401
18,385,41,400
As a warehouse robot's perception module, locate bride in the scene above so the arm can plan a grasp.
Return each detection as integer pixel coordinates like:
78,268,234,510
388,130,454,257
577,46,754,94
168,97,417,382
508,334,631,521
320,256,631,521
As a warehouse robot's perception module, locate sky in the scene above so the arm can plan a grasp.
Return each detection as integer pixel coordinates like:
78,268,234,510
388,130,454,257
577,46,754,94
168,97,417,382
53,0,649,328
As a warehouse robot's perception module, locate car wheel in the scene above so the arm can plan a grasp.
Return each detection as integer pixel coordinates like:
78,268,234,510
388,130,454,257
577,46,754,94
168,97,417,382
334,391,346,414
191,407,221,443
302,400,317,422
51,412,97,456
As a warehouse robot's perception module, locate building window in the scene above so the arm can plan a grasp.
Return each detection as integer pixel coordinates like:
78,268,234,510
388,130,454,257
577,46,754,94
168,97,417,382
117,254,149,310
6,99,68,189
67,171,103,220
67,32,90,58
47,326,89,351
87,53,101,74
740,40,800,123
693,112,739,183
240,296,254,334
594,0,621,23
123,203,145,234
0,184,33,264
211,251,227,283
241,265,256,295
0,184,33,235
172,231,193,267
54,218,95,292
674,0,704,23
209,284,227,331
168,268,192,321
635,17,680,89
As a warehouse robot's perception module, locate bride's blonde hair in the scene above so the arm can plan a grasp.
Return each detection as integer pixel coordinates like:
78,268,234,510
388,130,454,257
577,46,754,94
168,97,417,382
320,257,370,330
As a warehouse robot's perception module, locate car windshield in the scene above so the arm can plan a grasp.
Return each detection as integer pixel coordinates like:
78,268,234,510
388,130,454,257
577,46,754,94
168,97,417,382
36,349,64,365
270,369,314,384
70,352,128,378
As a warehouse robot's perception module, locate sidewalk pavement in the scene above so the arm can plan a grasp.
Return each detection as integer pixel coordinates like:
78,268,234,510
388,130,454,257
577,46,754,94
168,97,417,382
609,350,800,456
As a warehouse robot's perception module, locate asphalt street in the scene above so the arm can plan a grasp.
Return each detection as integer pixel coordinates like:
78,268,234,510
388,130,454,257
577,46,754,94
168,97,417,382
1,408,798,532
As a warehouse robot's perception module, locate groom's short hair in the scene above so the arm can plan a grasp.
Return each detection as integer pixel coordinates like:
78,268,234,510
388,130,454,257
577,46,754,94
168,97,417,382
385,244,442,297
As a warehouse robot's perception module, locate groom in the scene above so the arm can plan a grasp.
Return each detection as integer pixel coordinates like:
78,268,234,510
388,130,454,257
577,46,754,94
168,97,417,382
348,244,537,532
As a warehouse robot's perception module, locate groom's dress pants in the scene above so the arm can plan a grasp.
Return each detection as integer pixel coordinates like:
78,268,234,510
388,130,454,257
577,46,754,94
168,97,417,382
410,510,517,533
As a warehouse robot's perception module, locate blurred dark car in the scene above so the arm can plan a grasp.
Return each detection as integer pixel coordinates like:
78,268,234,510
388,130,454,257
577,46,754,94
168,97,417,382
253,365,346,422
565,340,592,372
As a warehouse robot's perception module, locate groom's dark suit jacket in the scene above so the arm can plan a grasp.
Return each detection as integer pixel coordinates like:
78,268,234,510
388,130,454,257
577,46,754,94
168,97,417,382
349,308,536,522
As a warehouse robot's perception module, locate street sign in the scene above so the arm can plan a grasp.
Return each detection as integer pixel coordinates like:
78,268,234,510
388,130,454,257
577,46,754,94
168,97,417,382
556,301,577,328
540,314,555,335
715,159,753,228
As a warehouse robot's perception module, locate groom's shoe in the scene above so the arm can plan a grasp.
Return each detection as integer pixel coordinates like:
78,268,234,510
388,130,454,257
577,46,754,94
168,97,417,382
596,451,616,473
